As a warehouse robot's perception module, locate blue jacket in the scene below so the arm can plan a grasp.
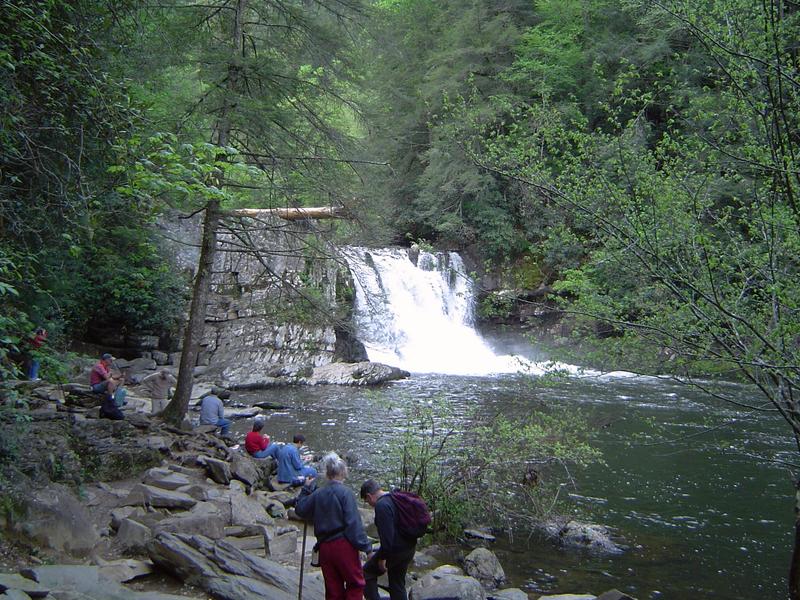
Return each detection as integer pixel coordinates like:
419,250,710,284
295,480,371,552
276,443,304,483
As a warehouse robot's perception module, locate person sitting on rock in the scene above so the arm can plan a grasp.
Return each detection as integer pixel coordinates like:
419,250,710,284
245,416,280,459
276,433,317,485
199,392,231,436
99,390,124,420
90,353,122,397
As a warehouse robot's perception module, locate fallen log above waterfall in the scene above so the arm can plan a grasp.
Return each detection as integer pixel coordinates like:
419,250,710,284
225,206,344,220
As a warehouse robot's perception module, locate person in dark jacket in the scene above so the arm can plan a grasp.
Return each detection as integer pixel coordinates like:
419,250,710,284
99,392,124,420
296,453,371,600
360,479,417,600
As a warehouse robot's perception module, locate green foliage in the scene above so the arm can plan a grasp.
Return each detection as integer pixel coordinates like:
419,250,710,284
477,291,515,321
387,395,602,538
0,250,32,381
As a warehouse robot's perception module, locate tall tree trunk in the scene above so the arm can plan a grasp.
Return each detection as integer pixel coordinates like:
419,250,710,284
162,198,220,426
161,0,247,425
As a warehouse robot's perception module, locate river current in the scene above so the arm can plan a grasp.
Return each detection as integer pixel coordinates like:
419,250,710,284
229,365,793,599
229,246,790,598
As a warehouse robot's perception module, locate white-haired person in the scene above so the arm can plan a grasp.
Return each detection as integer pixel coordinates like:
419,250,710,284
295,453,371,600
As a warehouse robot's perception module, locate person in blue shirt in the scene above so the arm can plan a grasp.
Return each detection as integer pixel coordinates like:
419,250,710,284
295,453,371,600
276,433,317,484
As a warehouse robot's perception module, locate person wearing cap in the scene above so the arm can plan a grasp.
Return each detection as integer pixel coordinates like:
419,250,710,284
90,353,121,396
276,433,317,484
245,417,280,459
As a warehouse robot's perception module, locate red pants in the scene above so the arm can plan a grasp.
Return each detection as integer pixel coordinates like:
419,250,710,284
318,536,365,600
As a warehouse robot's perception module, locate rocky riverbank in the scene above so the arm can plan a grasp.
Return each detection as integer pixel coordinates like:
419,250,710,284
0,379,634,600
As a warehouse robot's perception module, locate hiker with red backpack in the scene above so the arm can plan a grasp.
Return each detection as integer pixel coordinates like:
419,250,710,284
360,480,431,600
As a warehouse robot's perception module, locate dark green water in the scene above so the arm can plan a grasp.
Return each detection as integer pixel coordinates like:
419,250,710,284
231,371,792,599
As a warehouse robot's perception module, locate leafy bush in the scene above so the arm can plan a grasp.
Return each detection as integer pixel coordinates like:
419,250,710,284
386,394,603,539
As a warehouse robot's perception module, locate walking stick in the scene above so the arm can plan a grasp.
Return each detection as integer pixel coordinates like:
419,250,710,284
298,520,308,600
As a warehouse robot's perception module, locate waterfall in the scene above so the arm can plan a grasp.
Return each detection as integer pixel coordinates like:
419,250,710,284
341,246,530,375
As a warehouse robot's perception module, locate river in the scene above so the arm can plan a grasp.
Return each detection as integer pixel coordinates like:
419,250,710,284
235,246,791,598
229,367,793,599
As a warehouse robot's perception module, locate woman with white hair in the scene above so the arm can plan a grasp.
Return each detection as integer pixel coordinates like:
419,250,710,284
295,452,371,600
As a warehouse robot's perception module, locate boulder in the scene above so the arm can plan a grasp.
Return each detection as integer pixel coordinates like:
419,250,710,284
597,591,636,600
542,520,624,555
463,548,506,589
204,457,232,485
11,483,100,557
230,453,260,488
177,484,211,502
1,587,35,599
410,570,486,600
141,434,172,452
267,530,297,556
147,532,325,600
120,484,197,510
110,506,145,530
0,573,50,598
143,467,191,491
18,564,187,599
115,357,157,375
308,361,409,386
488,589,529,600
153,513,226,539
536,595,596,600
116,518,152,553
96,558,155,583
229,481,273,527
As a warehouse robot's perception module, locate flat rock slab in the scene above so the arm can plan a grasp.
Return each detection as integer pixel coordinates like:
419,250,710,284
147,532,325,600
120,484,197,509
18,565,189,600
97,559,155,583
143,468,191,491
1,587,34,599
0,573,50,598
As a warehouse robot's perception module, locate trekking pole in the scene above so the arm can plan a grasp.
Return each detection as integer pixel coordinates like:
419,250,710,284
298,520,308,600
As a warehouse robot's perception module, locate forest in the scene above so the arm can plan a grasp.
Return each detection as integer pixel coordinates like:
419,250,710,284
1,0,800,596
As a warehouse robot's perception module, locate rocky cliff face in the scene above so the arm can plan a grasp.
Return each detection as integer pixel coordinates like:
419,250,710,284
159,211,364,385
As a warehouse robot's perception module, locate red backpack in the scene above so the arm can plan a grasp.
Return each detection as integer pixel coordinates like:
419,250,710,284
390,490,432,539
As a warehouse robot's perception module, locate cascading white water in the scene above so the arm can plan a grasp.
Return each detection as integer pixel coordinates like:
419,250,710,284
342,246,533,375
